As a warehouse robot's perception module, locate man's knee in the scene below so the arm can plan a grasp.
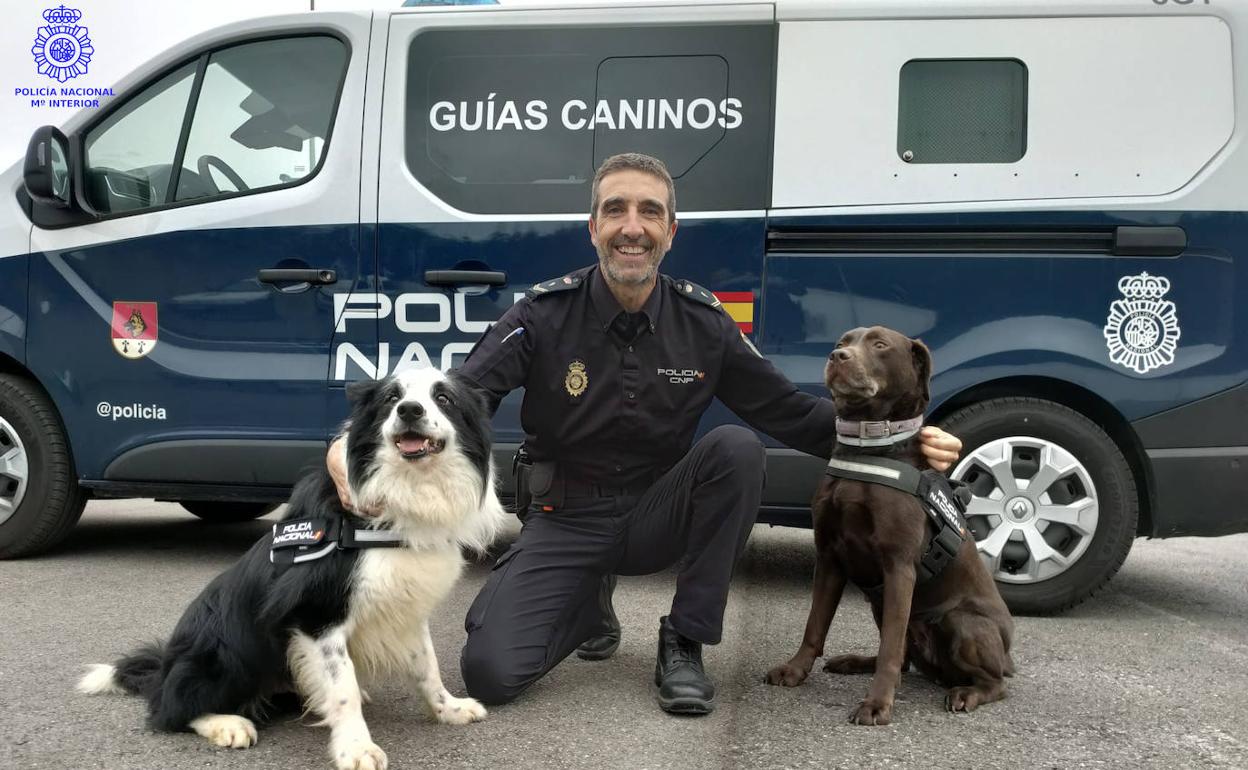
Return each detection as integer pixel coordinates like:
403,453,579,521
700,425,765,477
460,634,538,706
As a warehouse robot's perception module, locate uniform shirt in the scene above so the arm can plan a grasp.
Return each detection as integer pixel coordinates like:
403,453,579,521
457,265,837,487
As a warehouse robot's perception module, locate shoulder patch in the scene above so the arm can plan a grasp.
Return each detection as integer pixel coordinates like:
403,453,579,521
526,273,583,300
674,279,722,308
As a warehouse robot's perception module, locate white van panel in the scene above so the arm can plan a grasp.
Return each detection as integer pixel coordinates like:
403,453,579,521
771,16,1233,208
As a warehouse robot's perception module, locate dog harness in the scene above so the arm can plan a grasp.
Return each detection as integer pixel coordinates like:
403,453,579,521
269,516,405,565
824,455,972,582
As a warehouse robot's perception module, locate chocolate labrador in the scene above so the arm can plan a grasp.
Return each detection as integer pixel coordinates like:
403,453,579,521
765,326,1014,725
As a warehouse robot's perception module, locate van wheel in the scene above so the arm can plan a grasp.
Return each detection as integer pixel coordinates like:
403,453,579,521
0,375,88,559
938,397,1137,615
179,501,279,522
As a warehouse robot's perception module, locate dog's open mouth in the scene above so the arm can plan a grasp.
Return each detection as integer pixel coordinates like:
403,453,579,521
395,433,446,460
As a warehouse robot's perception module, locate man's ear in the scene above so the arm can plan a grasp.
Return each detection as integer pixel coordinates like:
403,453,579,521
346,377,382,405
911,338,933,405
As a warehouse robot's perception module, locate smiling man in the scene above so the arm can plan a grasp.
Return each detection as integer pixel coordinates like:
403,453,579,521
330,153,961,715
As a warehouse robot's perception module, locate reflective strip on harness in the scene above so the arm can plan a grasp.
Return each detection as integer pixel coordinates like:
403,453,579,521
824,454,970,583
270,516,405,565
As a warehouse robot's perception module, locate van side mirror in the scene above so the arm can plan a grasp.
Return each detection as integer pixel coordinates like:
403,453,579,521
23,126,72,208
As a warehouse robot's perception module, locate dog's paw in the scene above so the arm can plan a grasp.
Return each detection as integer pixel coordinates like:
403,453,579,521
333,741,388,770
764,662,809,687
848,698,893,726
823,654,876,675
945,686,982,713
434,696,488,725
189,714,258,749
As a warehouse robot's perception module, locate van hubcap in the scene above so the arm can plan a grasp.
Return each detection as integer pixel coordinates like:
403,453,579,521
0,417,30,525
951,437,1099,584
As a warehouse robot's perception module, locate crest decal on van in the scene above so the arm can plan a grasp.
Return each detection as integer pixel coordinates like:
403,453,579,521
111,302,158,360
31,6,93,83
1103,272,1179,374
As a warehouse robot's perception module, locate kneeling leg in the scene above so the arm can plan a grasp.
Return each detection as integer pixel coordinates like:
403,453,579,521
942,612,1010,713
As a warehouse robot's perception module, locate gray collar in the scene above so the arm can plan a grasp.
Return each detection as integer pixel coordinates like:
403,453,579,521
834,415,923,447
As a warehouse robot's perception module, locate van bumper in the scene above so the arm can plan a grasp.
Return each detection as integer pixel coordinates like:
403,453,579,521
1146,447,1248,537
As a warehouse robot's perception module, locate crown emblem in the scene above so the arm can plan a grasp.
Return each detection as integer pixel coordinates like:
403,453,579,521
1117,272,1170,299
42,5,82,24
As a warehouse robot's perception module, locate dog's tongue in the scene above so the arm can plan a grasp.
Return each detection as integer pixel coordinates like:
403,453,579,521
399,435,430,454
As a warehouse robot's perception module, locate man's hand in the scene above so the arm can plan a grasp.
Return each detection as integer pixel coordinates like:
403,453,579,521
327,437,354,510
919,426,962,473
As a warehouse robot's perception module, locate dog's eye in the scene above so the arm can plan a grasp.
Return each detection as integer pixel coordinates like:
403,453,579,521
435,393,451,406
386,392,400,403
873,340,888,350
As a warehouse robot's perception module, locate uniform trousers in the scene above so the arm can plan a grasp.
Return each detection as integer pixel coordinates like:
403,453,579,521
460,425,766,705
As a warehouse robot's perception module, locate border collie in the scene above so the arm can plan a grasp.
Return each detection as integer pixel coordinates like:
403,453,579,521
78,368,506,770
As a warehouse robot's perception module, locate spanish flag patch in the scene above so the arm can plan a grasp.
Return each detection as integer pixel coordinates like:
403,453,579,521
713,291,754,333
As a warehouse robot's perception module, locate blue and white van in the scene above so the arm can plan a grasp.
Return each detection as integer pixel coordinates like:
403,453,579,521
3,0,1245,613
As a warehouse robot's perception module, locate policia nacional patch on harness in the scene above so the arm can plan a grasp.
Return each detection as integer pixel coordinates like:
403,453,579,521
270,516,405,565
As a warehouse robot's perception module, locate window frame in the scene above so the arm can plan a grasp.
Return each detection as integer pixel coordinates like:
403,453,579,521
72,30,352,222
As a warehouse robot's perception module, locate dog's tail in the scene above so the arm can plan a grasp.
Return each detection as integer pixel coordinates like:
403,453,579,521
77,642,165,697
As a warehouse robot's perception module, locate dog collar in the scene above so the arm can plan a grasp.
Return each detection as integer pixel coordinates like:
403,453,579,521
834,416,923,447
270,516,404,565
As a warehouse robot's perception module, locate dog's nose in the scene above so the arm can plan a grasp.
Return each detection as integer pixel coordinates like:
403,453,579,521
397,401,424,421
830,348,852,362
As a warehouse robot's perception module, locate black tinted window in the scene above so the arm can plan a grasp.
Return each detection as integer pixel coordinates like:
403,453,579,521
407,25,773,214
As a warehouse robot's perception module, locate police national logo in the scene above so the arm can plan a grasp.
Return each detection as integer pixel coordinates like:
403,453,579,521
32,6,93,83
110,302,158,360
1104,272,1180,374
565,360,588,397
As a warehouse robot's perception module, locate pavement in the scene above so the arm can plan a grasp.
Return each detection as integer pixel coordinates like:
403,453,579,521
3,499,1247,769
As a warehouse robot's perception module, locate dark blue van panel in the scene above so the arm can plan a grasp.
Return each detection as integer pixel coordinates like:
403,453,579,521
0,254,27,366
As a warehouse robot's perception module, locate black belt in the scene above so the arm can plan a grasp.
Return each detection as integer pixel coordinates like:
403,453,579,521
562,476,655,499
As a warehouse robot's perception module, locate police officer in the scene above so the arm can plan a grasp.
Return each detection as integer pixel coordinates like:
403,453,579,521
330,153,962,715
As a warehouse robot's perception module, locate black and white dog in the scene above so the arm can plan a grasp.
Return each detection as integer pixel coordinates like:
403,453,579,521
78,368,506,770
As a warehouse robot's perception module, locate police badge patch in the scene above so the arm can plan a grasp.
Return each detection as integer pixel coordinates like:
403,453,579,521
111,301,158,360
565,360,588,397
1103,272,1180,374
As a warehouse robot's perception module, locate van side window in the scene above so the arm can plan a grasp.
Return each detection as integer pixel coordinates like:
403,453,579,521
82,63,196,213
81,36,347,215
897,59,1027,164
405,25,772,215
176,37,347,201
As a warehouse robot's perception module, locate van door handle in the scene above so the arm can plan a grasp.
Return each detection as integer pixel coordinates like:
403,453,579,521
424,270,507,287
1112,226,1186,257
258,268,337,285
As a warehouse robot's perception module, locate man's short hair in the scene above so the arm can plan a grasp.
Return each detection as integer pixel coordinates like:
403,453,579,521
590,153,676,223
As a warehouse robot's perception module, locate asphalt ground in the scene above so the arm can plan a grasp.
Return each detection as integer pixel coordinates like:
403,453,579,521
3,499,1247,769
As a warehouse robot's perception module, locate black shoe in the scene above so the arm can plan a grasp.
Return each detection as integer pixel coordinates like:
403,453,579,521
576,574,621,661
653,616,715,715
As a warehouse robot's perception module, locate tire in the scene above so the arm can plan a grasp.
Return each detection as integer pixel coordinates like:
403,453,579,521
179,500,279,523
938,397,1138,615
0,375,88,559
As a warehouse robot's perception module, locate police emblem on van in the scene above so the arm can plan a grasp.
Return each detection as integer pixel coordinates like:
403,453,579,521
1103,272,1180,374
110,302,158,360
565,360,588,397
31,6,93,83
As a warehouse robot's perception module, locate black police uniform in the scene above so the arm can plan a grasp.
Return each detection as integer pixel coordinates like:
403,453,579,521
456,264,836,705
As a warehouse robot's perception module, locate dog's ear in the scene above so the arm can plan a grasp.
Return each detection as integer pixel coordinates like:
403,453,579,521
911,338,932,405
346,377,383,405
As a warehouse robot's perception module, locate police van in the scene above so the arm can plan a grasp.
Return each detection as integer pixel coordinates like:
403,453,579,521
3,0,1245,614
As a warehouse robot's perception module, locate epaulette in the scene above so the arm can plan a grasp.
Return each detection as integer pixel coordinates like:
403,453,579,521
526,273,583,299
674,279,721,308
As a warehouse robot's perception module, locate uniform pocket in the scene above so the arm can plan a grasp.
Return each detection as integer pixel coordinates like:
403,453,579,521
464,546,522,633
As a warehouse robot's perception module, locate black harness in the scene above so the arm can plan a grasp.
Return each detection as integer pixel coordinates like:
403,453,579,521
269,516,405,566
824,455,973,582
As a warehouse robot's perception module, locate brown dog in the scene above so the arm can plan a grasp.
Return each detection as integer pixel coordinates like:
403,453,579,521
765,326,1014,725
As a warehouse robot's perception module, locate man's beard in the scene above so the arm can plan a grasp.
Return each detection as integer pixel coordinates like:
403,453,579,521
598,239,661,286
